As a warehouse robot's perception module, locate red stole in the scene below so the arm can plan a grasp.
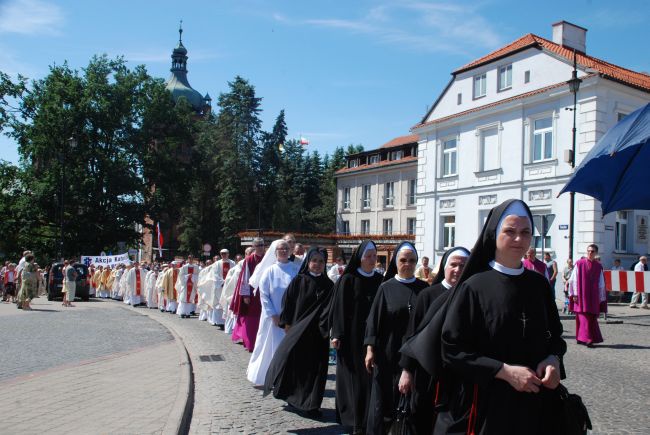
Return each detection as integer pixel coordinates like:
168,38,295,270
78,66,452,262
186,266,194,303
135,269,142,296
222,262,230,280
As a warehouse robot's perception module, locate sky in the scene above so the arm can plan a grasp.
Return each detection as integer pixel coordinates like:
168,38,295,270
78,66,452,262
1,0,649,164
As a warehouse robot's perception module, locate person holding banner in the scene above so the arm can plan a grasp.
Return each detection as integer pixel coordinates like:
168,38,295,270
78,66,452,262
176,256,200,318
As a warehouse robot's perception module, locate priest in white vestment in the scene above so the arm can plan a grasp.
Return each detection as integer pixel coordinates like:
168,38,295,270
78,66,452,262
111,266,124,299
145,269,159,308
118,263,131,302
156,265,168,311
125,262,146,306
175,257,200,318
220,251,248,334
246,240,299,385
207,250,236,327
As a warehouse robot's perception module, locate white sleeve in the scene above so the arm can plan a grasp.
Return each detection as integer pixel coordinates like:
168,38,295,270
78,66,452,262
568,267,578,297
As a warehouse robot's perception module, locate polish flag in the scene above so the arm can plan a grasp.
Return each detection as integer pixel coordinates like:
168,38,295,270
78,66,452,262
300,136,309,146
157,222,164,258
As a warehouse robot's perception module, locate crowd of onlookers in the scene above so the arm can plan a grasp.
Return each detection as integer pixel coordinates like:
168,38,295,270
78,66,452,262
1,250,46,310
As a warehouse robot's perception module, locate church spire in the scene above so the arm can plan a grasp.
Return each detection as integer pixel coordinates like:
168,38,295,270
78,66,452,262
178,19,183,44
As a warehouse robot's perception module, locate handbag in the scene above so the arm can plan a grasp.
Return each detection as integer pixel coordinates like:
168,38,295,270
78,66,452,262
387,394,416,435
556,384,592,435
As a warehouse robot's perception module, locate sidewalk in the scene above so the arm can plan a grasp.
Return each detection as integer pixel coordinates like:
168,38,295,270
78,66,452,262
0,299,191,435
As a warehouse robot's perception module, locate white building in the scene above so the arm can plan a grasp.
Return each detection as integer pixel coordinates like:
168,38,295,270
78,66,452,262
414,21,650,271
334,135,419,266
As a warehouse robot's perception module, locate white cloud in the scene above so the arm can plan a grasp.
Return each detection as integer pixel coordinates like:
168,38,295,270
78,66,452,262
0,0,64,36
285,1,504,55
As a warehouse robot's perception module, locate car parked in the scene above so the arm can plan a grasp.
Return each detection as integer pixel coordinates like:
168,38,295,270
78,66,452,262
47,262,91,301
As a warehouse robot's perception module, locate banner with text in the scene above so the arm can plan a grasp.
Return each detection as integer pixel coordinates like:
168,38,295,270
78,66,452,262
80,253,131,267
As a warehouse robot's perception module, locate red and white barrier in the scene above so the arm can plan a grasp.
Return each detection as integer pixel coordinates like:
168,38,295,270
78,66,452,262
604,270,650,293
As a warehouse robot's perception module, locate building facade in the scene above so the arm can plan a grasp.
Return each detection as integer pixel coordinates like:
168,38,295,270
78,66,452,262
413,21,650,271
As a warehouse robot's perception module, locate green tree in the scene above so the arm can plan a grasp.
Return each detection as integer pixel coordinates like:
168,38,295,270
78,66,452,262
5,56,192,259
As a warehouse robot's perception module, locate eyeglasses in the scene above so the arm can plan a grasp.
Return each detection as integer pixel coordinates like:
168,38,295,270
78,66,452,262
276,248,289,252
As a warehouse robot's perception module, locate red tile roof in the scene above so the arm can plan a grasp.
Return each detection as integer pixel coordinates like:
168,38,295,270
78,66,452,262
455,33,650,92
379,134,419,149
335,155,418,175
412,75,596,130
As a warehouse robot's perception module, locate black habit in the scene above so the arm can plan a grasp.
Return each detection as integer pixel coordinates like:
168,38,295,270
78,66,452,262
263,266,334,411
365,244,428,435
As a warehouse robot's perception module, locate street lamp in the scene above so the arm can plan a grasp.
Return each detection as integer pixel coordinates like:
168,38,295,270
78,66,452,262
59,136,76,261
567,50,582,261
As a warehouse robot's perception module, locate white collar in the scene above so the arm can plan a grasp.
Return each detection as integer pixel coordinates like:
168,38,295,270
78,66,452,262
489,260,524,275
441,279,452,289
357,267,375,277
394,275,416,283
308,271,322,277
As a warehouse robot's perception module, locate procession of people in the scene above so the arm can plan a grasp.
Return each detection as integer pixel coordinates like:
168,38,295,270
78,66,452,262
4,199,626,433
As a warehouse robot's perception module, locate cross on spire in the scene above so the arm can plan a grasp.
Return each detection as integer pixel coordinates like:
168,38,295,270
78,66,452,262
179,19,183,43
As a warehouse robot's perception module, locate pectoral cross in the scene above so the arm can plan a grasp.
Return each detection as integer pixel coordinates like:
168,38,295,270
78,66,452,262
520,312,528,338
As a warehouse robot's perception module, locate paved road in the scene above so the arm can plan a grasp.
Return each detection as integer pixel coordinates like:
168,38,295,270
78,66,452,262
0,298,188,435
561,305,650,435
2,297,648,434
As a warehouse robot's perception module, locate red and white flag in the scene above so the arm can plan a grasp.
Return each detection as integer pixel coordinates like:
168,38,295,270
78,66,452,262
156,222,164,258
300,136,309,146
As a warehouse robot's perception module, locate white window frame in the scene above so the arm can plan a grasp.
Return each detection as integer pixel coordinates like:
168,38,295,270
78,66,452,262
442,137,458,177
615,211,629,252
361,219,370,235
407,217,416,235
442,215,456,249
407,179,416,206
343,187,351,210
532,116,554,162
476,123,501,173
473,73,487,99
361,185,371,209
384,182,395,207
390,150,403,161
341,220,350,235
369,154,380,164
347,159,358,168
498,64,512,91
532,209,552,250
383,218,393,235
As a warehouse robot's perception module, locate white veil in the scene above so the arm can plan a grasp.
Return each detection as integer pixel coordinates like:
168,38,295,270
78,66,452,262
248,239,282,290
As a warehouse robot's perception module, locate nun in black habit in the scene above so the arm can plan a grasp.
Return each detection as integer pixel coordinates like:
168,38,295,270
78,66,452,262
263,247,333,415
402,199,566,435
329,240,384,434
364,242,428,435
398,246,470,435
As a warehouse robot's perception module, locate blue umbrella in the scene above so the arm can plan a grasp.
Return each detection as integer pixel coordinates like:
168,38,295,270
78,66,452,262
560,102,650,216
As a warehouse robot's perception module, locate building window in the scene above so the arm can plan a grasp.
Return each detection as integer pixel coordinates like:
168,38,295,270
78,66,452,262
383,218,393,235
360,220,370,235
442,216,455,249
369,154,380,164
479,127,499,171
384,182,395,207
442,138,458,176
532,117,553,162
457,93,462,105
343,187,351,209
362,185,371,209
347,159,358,168
532,211,552,249
407,179,416,206
390,150,403,161
407,218,416,235
498,64,512,90
341,220,350,235
617,112,628,122
615,211,628,252
473,73,486,99
524,70,530,83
